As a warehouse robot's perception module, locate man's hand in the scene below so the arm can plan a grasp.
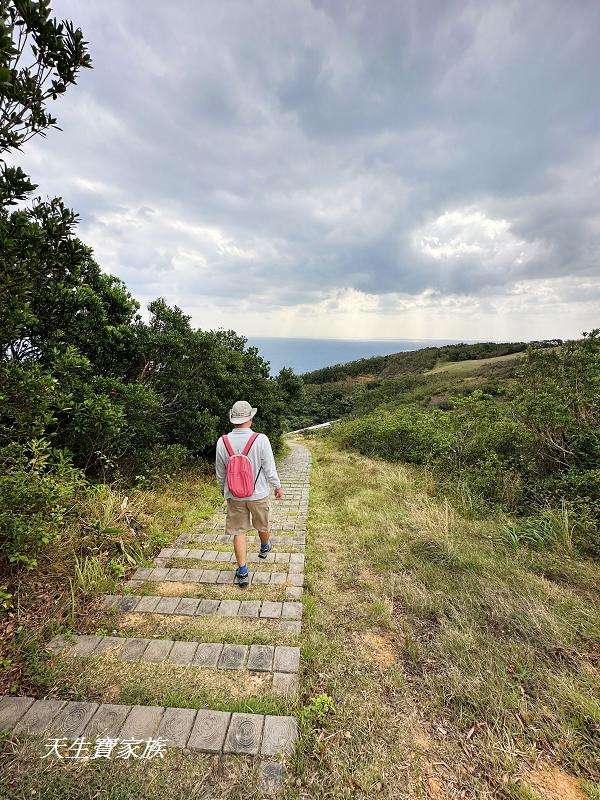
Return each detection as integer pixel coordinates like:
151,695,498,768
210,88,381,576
274,487,284,500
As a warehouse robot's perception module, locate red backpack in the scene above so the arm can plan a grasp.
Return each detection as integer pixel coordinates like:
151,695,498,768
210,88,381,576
221,433,261,498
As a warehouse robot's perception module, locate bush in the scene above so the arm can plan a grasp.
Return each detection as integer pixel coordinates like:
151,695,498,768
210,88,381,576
0,441,84,568
330,333,600,558
331,406,453,464
134,444,190,486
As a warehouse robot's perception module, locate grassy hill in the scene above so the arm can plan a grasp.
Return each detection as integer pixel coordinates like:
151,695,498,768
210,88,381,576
290,332,599,560
286,333,599,795
302,340,559,386
425,349,526,375
294,435,600,799
291,340,558,431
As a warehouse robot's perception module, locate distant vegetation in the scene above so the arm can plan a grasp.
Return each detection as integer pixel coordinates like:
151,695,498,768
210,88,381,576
297,334,599,558
286,340,553,430
302,340,561,384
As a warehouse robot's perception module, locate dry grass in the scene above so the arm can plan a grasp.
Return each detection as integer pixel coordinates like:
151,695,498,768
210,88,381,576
168,557,289,572
0,738,269,800
425,350,525,375
113,612,299,647
187,541,305,554
44,653,290,716
132,580,286,601
286,436,600,800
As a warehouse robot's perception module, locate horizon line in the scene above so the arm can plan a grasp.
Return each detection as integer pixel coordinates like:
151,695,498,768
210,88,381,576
244,335,524,343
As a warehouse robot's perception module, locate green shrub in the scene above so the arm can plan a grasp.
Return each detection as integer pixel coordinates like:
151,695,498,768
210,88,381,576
329,333,600,558
331,406,453,464
134,444,189,486
299,693,336,729
0,441,84,568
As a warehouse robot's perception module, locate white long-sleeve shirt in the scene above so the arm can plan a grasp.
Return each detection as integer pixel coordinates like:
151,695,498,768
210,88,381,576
215,428,281,501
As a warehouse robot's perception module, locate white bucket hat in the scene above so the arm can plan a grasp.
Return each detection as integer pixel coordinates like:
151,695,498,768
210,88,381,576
229,400,257,424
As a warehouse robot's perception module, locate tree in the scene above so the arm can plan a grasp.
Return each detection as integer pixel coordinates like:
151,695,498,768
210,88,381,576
276,367,305,406
137,300,284,456
1,198,141,370
0,0,91,152
0,0,91,204
0,1,289,571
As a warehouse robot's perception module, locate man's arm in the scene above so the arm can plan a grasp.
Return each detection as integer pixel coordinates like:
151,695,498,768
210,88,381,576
261,435,283,497
215,439,227,494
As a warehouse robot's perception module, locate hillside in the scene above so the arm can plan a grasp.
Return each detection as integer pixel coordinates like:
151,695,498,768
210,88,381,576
424,349,526,375
289,340,559,431
302,340,560,385
288,332,600,797
293,435,600,799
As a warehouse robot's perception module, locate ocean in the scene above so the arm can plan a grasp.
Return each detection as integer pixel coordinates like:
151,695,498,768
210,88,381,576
247,337,468,375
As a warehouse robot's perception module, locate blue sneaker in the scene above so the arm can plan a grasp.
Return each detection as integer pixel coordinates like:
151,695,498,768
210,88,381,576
234,566,250,587
258,541,272,559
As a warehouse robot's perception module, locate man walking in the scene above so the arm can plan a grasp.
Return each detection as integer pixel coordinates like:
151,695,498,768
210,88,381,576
215,401,283,587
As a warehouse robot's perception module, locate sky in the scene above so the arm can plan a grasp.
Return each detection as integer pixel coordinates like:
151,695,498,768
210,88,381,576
13,0,600,341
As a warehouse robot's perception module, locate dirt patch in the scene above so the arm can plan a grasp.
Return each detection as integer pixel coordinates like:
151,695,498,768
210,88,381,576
426,774,450,800
428,395,451,409
356,630,397,668
524,765,586,800
344,374,377,385
104,684,122,702
413,732,432,751
155,581,192,595
119,612,147,628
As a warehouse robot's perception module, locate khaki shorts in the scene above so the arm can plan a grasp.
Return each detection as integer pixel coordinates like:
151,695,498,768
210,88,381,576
225,497,270,535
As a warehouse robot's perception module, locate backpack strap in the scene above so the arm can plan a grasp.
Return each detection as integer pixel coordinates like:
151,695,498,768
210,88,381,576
242,432,260,456
221,434,235,457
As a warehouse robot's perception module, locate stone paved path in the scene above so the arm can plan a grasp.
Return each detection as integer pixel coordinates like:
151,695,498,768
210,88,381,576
0,441,310,790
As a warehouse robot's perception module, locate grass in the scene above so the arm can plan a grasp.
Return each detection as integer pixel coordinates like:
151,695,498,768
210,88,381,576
184,536,305,553
168,557,289,572
188,529,302,539
110,612,299,647
0,739,264,800
44,654,294,716
285,436,599,799
426,350,525,375
127,580,287,601
184,541,306,553
0,471,222,697
3,436,598,799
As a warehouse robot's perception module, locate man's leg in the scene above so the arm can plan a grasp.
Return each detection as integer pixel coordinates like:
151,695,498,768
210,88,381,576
257,528,271,558
258,530,269,546
226,501,250,587
233,532,248,567
250,499,271,558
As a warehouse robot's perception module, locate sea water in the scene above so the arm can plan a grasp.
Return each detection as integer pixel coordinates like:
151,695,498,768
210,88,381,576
247,337,468,375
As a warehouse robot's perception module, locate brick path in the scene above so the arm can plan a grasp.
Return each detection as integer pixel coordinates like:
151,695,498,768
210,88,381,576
0,441,310,790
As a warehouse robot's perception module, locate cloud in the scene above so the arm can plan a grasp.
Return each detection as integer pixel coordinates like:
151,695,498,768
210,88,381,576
10,0,600,340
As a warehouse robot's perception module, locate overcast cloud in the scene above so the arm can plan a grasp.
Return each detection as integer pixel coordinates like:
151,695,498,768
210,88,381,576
13,0,600,340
